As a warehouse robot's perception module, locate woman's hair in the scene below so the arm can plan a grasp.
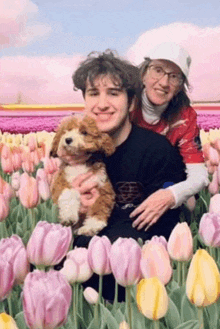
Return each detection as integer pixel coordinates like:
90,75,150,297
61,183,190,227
72,50,142,107
139,58,191,122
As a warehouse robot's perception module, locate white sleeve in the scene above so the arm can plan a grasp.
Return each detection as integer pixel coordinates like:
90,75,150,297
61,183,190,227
167,163,210,208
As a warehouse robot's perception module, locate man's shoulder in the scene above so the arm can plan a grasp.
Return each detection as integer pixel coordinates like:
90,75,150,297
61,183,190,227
132,124,172,147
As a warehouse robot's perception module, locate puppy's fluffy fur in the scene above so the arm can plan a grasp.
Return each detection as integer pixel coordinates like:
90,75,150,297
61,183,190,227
50,115,115,236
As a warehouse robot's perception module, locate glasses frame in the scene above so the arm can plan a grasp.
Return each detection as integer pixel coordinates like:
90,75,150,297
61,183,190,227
147,65,184,86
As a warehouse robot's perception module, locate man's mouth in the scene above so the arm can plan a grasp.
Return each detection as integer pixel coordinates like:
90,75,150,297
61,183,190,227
94,112,114,121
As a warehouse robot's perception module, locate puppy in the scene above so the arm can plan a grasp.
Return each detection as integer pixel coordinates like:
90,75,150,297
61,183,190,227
50,115,115,236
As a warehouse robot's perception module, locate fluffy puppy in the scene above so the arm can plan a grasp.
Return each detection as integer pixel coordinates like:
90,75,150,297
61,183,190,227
50,115,115,236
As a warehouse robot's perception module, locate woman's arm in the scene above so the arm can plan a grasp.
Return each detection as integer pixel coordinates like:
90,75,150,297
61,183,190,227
167,163,209,208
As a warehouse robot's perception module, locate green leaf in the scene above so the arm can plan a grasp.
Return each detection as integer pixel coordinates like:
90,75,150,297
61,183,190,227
180,293,198,322
14,311,29,329
100,303,119,329
164,298,181,329
175,319,199,329
204,304,219,329
169,286,185,313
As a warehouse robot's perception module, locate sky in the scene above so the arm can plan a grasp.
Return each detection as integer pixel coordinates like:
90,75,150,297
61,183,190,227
1,0,220,104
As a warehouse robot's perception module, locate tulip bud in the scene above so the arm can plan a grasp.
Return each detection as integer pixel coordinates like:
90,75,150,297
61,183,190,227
0,235,30,285
119,321,130,329
0,258,14,301
1,145,13,174
0,313,18,328
208,170,219,195
145,235,168,250
140,240,172,285
11,171,21,191
209,194,220,214
137,278,169,320
0,175,14,200
83,287,99,304
198,213,220,247
36,168,51,201
109,238,141,287
167,222,193,261
0,195,9,221
18,172,39,208
23,270,72,329
27,221,72,266
88,236,111,275
60,247,93,284
186,249,220,307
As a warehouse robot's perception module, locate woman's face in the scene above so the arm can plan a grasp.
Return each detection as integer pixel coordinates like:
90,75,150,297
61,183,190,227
142,59,183,106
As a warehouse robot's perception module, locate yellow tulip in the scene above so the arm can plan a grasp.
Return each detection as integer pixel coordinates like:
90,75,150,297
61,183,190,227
186,249,220,307
136,277,169,320
0,313,18,328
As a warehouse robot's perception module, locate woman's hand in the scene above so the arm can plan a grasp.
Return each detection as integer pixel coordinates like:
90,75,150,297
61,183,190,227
129,189,175,231
72,172,100,213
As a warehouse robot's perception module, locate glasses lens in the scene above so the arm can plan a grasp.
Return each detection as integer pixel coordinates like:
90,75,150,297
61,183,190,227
149,66,183,86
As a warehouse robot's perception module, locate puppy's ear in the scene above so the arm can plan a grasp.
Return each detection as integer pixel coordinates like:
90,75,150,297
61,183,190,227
99,133,115,156
81,116,100,137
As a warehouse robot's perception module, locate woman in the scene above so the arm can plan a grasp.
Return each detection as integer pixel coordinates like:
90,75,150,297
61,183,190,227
129,42,209,230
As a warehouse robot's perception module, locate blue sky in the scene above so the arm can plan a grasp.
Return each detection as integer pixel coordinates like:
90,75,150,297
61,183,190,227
2,0,220,57
1,0,220,103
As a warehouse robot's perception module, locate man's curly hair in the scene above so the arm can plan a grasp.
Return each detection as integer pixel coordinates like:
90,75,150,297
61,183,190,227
72,50,142,106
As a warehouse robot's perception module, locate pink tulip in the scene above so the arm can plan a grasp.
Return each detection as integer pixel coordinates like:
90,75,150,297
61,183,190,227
208,170,219,195
0,195,9,221
18,172,39,208
205,160,216,175
199,212,220,247
43,157,60,174
88,236,112,275
208,145,220,166
0,258,14,301
11,149,22,171
27,221,72,266
209,194,220,214
60,247,93,283
36,168,51,201
146,235,168,250
23,270,72,329
11,171,21,191
109,238,142,287
83,287,99,304
0,235,30,285
1,145,14,174
28,135,37,152
211,138,220,153
30,150,41,167
140,240,173,285
167,222,193,262
0,176,14,200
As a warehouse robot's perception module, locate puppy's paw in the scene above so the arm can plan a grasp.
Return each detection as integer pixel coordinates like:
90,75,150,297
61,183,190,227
58,188,81,225
77,217,107,236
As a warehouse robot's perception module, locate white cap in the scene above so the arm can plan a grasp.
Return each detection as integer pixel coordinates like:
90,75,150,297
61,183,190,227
146,42,191,78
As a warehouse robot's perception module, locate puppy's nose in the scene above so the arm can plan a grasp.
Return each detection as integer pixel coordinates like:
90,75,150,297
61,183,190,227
65,137,73,145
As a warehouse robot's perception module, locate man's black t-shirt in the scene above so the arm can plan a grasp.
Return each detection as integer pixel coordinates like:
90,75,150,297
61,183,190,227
74,124,186,246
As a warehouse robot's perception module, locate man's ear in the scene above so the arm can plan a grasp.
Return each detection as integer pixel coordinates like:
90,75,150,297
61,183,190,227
128,97,137,113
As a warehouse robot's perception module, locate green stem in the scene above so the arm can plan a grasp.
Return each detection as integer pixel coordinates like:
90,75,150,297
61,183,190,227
177,261,182,286
153,320,160,329
113,280,118,308
1,220,8,239
72,284,78,329
197,307,204,329
98,275,103,304
182,262,186,285
126,286,132,329
209,246,216,261
7,294,13,317
29,208,36,232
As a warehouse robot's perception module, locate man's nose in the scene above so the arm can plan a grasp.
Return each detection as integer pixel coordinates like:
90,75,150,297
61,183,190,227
97,94,109,109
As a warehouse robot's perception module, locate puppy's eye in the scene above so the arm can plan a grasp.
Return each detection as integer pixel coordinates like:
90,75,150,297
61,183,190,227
81,130,88,135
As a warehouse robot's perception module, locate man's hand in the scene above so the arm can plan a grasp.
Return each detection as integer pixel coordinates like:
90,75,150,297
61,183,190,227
129,189,175,231
72,172,100,213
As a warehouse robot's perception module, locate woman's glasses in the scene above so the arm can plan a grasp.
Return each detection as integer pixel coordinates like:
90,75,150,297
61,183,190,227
148,65,183,86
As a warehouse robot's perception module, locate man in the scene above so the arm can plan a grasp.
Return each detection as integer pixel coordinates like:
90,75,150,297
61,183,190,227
71,50,186,300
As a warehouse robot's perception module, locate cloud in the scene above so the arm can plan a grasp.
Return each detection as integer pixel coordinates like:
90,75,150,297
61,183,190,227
126,22,220,102
0,55,85,104
0,0,52,48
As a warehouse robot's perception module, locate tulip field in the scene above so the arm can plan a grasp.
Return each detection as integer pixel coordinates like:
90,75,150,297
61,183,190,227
1,110,220,329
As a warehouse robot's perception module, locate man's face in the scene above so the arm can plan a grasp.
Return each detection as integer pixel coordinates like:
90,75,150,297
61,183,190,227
84,75,132,140
142,59,182,106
